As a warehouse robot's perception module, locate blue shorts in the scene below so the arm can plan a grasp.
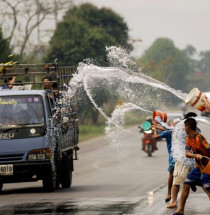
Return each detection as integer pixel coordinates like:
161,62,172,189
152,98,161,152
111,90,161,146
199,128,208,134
184,167,210,190
168,155,174,172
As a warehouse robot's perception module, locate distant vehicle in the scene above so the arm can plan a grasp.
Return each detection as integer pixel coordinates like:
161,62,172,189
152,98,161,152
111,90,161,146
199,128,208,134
141,131,156,157
0,62,79,192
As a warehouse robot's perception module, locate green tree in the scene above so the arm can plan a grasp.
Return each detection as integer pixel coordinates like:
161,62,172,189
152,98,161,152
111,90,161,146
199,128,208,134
138,38,190,91
185,49,210,92
0,28,12,62
199,50,210,73
44,3,132,66
65,3,130,46
44,3,132,124
182,45,196,58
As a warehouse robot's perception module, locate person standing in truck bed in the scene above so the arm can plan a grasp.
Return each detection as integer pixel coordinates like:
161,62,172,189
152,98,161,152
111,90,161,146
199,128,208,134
2,76,16,89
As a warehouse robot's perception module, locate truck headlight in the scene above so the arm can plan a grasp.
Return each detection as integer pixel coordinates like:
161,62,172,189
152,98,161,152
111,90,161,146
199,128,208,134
37,153,45,160
28,154,37,160
27,149,51,160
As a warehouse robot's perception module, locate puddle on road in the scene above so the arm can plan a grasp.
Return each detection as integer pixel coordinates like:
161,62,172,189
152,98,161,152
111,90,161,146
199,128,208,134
0,185,169,215
0,201,136,215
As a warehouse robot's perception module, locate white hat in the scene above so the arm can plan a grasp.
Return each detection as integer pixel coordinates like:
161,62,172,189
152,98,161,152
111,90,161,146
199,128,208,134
144,129,152,134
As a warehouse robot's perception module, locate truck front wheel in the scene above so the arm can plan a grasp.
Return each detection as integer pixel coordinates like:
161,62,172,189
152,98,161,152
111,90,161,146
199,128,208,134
42,166,57,192
60,156,73,188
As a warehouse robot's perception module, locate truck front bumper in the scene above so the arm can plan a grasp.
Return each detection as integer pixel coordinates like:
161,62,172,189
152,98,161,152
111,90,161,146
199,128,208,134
0,161,52,183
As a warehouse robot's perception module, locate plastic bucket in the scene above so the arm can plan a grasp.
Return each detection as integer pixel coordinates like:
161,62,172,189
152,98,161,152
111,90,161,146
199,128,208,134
185,88,208,112
200,156,210,174
153,110,167,125
142,121,151,131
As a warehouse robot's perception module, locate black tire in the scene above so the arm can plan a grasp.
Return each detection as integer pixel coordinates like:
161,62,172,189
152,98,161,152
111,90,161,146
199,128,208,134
61,170,72,188
60,156,73,189
147,143,152,157
56,176,61,189
42,166,57,192
0,182,3,192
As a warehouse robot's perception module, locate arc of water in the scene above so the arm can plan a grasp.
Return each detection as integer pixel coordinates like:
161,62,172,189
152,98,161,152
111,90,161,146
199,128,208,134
83,75,151,134
68,62,187,134
83,75,109,121
117,67,186,101
79,64,186,101
74,64,185,126
106,102,152,135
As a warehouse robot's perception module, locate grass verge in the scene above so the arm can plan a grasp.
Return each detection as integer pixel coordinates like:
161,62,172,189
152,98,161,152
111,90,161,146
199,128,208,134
79,124,106,142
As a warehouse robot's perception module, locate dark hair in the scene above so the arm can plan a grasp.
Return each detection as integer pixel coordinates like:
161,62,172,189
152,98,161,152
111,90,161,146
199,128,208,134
184,118,197,131
4,77,13,83
42,76,51,82
184,112,197,119
52,82,57,89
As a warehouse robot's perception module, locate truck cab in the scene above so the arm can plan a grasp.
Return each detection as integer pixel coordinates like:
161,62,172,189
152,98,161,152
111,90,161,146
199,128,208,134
0,62,79,192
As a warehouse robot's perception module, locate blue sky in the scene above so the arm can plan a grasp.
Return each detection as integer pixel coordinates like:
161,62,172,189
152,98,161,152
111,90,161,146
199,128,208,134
77,0,210,57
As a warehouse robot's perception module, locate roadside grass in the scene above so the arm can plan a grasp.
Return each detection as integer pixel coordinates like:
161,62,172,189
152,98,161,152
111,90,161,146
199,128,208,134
78,110,150,143
79,124,106,142
78,112,144,143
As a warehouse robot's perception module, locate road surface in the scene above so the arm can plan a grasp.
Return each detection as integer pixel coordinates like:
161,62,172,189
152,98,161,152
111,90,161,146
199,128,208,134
0,123,209,214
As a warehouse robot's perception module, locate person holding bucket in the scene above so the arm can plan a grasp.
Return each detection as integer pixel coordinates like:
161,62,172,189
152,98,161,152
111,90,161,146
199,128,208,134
202,94,210,112
185,88,210,112
173,118,210,215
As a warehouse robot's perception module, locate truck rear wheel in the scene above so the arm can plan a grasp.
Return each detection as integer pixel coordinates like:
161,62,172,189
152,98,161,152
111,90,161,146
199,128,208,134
61,170,72,188
0,182,3,192
42,167,57,192
61,156,73,188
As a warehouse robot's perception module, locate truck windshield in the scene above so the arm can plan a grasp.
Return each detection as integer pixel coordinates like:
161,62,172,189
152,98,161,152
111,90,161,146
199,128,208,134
0,95,45,126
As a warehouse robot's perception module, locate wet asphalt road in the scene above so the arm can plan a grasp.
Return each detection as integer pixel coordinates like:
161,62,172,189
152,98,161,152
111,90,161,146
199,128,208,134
0,126,170,214
0,123,209,215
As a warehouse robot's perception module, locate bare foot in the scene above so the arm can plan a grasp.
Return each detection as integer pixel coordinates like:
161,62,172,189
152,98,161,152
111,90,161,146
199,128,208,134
167,201,177,208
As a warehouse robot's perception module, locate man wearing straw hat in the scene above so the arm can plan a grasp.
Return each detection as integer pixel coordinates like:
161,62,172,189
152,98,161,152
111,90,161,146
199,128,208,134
173,118,210,215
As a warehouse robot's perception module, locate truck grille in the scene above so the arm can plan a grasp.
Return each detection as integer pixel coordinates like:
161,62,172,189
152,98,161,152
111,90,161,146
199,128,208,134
0,153,24,162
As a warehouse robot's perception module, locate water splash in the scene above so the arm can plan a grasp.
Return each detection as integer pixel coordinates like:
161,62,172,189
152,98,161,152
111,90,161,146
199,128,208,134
69,62,185,122
108,103,150,125
66,46,188,162
106,46,138,70
104,103,151,166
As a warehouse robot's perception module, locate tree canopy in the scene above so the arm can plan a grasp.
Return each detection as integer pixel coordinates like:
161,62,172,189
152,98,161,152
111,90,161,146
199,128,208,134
138,38,190,91
0,28,12,63
44,3,132,66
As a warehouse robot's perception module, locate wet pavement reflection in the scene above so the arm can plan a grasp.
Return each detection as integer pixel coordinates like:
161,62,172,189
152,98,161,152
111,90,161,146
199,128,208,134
3,184,208,215
0,201,136,215
0,185,166,215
